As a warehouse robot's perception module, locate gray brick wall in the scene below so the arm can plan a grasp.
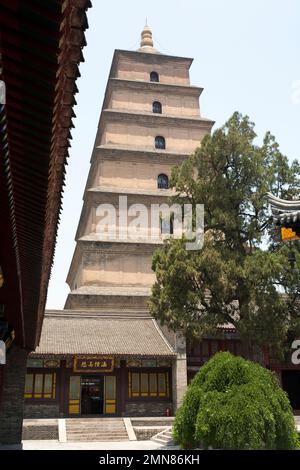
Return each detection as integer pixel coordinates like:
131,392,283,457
0,345,28,444
22,421,58,440
23,403,60,419
125,401,173,417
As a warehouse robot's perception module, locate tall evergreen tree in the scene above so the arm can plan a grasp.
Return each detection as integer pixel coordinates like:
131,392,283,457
149,112,300,355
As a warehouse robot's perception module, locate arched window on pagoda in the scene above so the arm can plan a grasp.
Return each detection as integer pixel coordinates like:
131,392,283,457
155,136,165,150
150,71,159,82
157,173,169,189
152,101,162,114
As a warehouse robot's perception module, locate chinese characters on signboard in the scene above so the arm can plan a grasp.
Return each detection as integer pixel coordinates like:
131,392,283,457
73,356,114,373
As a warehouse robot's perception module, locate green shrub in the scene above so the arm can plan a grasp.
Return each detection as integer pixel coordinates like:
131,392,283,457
173,352,299,449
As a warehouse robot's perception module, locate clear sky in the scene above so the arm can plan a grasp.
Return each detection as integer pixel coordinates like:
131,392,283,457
46,0,300,309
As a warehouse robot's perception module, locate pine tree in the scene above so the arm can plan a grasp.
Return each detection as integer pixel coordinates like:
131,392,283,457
149,112,300,355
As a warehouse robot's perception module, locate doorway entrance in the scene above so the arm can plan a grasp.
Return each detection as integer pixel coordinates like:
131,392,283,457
81,376,104,415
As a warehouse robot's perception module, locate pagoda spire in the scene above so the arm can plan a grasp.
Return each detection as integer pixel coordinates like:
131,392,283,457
140,23,153,48
137,23,159,53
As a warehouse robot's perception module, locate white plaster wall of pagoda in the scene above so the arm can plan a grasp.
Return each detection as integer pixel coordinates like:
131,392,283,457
101,122,206,153
82,253,155,287
87,203,177,240
72,269,83,291
116,56,190,85
109,88,200,118
88,152,187,190
98,159,172,189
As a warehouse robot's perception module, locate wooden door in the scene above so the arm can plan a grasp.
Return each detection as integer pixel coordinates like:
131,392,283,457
104,375,116,414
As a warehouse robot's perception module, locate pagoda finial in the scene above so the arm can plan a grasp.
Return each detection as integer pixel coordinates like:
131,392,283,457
140,23,154,49
137,23,159,53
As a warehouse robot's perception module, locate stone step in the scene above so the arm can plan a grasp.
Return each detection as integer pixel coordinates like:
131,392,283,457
68,433,127,436
67,433,126,436
66,418,123,421
67,429,126,432
67,434,128,440
65,418,125,423
67,429,127,436
67,436,128,442
67,430,127,434
155,435,171,442
66,428,126,433
65,417,129,442
66,422,126,427
66,425,126,429
66,430,127,434
152,437,173,446
66,421,125,425
66,426,125,429
67,433,128,440
66,419,123,423
151,426,174,447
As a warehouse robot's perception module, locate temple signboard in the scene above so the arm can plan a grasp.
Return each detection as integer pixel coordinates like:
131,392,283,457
281,226,300,242
73,356,114,373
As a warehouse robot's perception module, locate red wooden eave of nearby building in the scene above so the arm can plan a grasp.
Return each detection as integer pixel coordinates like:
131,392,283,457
0,0,91,350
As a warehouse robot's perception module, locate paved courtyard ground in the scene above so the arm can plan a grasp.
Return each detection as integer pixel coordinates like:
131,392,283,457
22,439,166,450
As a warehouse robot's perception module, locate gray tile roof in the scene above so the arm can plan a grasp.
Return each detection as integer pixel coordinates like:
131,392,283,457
267,192,300,211
32,311,175,357
267,192,300,225
273,211,300,225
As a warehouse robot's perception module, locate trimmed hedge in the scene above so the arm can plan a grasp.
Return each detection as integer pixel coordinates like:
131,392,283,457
173,352,299,449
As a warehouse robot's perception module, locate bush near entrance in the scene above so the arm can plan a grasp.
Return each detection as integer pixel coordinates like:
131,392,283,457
173,352,299,450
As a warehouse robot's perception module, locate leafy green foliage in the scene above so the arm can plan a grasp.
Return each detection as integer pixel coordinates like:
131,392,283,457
149,112,300,353
173,352,299,449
